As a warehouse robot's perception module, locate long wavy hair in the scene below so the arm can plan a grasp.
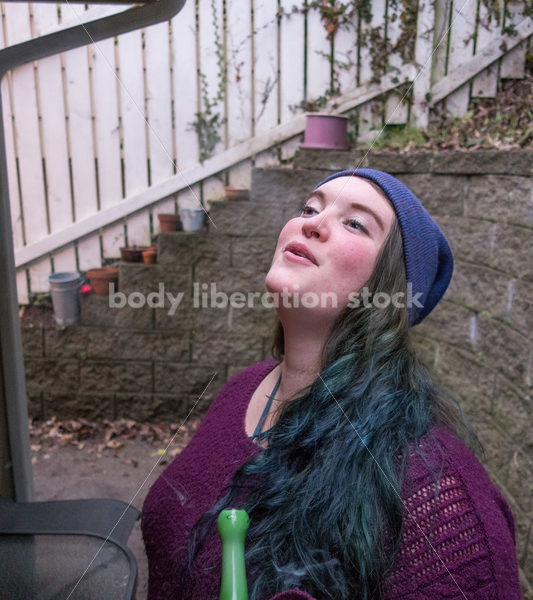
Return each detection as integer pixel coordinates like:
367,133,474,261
184,209,480,600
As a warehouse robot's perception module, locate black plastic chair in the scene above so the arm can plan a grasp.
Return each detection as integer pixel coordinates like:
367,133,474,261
0,497,140,600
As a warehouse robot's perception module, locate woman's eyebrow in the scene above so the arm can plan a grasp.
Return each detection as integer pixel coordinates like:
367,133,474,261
306,190,385,232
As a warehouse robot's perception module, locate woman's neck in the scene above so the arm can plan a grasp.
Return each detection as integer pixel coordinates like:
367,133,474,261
275,319,330,403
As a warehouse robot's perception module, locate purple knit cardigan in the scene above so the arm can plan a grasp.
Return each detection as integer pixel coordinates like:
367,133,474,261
141,359,522,600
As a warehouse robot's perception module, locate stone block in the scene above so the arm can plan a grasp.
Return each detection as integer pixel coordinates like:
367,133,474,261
153,293,197,332
510,278,533,336
504,451,533,517
153,362,224,396
446,260,509,317
45,327,89,359
208,200,285,237
432,344,495,412
114,304,154,330
465,175,533,227
114,392,193,422
157,230,231,268
118,263,192,297
490,374,531,443
115,264,193,329
436,216,496,267
292,149,437,174
416,300,476,350
492,224,533,279
468,410,515,477
150,331,191,362
410,333,438,370
193,263,268,296
44,392,114,420
190,330,263,365
230,304,278,339
231,236,277,271
366,152,435,174
80,360,152,393
86,329,154,361
433,149,533,176
21,326,44,358
396,174,465,216
24,359,79,395
476,314,531,387
515,516,533,591
251,167,329,209
81,294,118,327
292,149,366,171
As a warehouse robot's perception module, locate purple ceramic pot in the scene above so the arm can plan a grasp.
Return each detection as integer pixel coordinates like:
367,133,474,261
302,113,349,150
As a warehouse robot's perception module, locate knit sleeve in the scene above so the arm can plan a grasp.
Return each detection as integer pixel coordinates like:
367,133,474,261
383,442,522,599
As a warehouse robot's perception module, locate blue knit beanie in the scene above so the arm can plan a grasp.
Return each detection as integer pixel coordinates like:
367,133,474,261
313,168,453,327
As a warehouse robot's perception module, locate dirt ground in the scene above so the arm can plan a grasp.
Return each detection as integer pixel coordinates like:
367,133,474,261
30,417,202,600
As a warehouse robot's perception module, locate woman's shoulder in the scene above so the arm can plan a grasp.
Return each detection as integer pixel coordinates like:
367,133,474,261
387,423,522,599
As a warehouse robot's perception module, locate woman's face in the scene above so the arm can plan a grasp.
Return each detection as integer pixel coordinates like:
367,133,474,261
265,176,396,313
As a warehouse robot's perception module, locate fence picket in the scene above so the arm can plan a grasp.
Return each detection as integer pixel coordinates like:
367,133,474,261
253,0,280,168
305,4,331,108
89,35,124,260
412,0,436,127
115,28,151,250
3,3,52,294
196,0,225,208
33,3,78,276
500,1,527,79
472,0,502,98
279,0,305,162
334,7,358,96
358,0,387,142
170,0,202,212
384,0,409,125
225,0,254,188
443,0,476,117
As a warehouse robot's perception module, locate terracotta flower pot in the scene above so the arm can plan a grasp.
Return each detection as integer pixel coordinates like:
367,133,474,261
120,246,147,262
302,113,349,150
142,246,157,264
86,267,119,296
158,213,182,232
224,186,250,201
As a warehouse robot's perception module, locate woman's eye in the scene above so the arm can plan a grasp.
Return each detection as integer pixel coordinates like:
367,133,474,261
301,205,317,216
345,218,367,233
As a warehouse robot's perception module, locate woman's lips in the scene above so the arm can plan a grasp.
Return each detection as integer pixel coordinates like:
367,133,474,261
283,250,316,266
283,242,318,265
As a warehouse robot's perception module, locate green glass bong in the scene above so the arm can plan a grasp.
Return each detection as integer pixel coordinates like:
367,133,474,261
217,508,250,600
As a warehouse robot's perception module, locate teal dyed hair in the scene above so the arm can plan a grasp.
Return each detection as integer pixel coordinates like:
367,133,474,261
185,214,480,599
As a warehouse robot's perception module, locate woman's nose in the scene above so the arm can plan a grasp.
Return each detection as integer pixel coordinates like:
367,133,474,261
301,211,330,240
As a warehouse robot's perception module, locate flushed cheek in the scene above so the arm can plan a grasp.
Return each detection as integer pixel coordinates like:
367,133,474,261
335,246,377,292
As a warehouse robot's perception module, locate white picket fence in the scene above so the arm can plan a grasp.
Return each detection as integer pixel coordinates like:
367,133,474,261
0,0,531,303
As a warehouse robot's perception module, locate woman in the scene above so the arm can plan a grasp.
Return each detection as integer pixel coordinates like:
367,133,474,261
141,169,522,600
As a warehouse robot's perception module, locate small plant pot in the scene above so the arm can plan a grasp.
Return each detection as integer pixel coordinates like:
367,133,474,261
179,208,205,232
86,267,119,296
302,113,349,150
120,246,146,262
48,272,83,327
158,213,182,232
142,246,157,264
224,186,250,201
